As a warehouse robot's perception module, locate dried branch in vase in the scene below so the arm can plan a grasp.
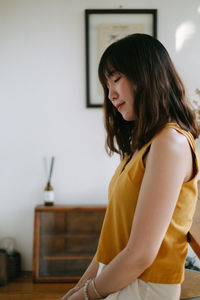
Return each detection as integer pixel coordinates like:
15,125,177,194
190,89,200,123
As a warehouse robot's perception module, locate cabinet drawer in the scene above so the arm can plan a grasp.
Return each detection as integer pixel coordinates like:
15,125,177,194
66,210,105,233
39,257,92,278
40,212,65,234
39,234,99,256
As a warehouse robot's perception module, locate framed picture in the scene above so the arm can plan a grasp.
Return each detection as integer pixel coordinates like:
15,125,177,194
85,9,157,108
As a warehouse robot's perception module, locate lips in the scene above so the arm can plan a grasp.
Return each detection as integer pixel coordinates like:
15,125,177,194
116,102,125,111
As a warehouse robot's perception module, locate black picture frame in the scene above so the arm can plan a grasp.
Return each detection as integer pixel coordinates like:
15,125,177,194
85,9,157,108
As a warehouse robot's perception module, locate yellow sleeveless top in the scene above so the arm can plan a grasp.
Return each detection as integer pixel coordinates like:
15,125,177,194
96,123,199,284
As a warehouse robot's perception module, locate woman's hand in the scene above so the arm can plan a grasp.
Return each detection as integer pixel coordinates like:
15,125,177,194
62,288,85,300
60,286,80,300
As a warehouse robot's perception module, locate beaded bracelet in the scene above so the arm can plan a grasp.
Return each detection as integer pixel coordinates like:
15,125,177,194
83,279,92,300
91,279,103,299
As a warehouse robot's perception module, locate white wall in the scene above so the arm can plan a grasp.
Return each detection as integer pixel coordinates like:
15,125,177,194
0,0,199,270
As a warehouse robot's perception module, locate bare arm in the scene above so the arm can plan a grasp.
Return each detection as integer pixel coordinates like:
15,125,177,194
68,128,193,300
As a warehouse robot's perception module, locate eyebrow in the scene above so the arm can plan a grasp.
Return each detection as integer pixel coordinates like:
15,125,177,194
107,69,117,78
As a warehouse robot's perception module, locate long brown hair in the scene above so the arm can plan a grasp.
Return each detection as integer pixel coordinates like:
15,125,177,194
98,34,199,157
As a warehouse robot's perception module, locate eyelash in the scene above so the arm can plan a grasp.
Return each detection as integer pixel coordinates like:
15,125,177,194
114,76,121,83
106,76,121,89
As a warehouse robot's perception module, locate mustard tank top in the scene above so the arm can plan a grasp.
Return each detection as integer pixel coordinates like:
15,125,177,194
96,123,199,284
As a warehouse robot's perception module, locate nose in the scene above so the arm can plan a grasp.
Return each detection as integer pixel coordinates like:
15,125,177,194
108,86,118,102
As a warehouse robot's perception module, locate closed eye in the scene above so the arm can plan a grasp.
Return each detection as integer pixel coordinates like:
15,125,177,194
114,76,121,83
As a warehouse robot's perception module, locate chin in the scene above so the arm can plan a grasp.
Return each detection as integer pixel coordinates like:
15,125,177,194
122,114,135,121
121,110,135,121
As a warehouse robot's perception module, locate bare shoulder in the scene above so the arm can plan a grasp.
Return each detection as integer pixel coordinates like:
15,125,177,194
151,127,190,155
145,127,192,183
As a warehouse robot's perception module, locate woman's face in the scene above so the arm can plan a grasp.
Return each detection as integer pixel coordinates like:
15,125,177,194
106,71,135,121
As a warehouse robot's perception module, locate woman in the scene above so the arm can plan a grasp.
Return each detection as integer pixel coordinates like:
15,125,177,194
61,34,199,300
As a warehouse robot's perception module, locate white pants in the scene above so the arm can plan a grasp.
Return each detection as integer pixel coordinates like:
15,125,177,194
96,263,181,300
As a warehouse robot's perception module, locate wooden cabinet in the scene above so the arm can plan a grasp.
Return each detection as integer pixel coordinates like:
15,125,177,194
32,205,106,283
